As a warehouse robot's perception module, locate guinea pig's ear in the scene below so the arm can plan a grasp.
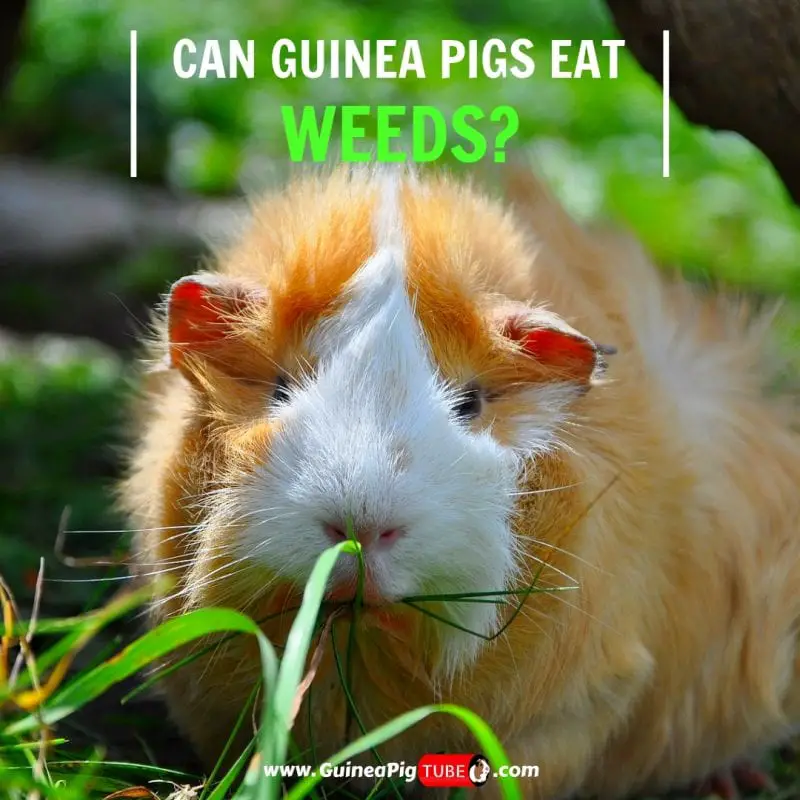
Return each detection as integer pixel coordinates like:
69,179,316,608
165,273,268,385
491,302,614,387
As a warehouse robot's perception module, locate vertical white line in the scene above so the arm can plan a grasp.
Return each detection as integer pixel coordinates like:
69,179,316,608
662,29,670,178
130,30,138,178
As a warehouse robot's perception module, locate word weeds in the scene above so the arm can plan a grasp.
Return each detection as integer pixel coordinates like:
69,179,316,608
281,105,520,164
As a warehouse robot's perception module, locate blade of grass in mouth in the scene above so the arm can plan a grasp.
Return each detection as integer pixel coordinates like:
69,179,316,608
400,560,556,641
344,517,365,741
330,624,405,800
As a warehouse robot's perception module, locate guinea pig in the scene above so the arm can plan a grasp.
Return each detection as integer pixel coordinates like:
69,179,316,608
120,163,800,799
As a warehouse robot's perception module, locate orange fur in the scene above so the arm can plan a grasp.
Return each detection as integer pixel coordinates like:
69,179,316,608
120,165,800,799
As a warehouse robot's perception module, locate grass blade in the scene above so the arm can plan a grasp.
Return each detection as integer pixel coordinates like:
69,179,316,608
285,704,522,800
237,540,359,800
5,607,278,737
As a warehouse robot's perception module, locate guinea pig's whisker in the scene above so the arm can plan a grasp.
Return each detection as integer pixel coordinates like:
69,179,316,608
197,635,232,684
510,482,583,497
242,577,284,608
62,524,198,535
186,486,232,501
146,557,249,606
150,532,207,550
521,553,579,586
160,528,288,604
508,604,553,638
235,502,288,517
124,550,209,565
126,561,200,571
541,591,620,635
185,556,257,593
527,537,608,574
509,532,580,566
44,562,190,584
238,509,299,528
180,486,225,504
140,522,208,543
44,575,135,584
136,542,238,565
182,495,232,516
143,560,215,574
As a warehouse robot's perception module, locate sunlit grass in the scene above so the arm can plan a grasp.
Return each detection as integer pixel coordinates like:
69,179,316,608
0,534,557,800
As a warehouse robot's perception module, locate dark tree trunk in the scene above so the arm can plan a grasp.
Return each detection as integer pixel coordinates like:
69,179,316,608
0,0,28,95
604,0,800,204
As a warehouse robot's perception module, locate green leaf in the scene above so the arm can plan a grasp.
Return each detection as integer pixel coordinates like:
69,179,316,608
285,704,522,800
5,607,278,737
238,539,360,800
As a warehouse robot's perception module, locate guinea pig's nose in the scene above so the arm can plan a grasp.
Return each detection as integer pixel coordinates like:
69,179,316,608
322,522,405,550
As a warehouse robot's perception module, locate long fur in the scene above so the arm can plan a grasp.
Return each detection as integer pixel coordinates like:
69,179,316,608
120,164,800,799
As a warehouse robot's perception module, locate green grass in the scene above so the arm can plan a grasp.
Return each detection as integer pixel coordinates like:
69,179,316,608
0,540,536,800
0,340,130,615
3,513,799,799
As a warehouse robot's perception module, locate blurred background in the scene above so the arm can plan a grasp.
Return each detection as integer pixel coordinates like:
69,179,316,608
2,0,799,620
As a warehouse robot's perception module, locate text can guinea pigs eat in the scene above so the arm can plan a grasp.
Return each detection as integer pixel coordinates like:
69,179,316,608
121,165,800,799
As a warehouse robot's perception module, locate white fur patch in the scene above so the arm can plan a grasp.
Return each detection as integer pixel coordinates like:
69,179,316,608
234,177,568,675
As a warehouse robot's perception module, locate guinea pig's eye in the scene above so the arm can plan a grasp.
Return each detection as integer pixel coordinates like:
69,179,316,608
452,383,483,421
271,374,292,405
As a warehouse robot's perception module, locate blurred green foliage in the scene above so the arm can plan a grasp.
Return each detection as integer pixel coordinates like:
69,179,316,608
0,341,128,610
6,0,800,290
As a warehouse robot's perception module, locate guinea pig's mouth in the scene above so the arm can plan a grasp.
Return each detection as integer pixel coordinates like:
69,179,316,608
323,572,386,606
328,604,412,636
322,573,415,634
